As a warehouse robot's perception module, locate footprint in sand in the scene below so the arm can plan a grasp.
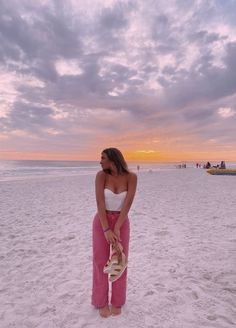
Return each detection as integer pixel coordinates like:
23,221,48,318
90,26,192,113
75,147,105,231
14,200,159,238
191,290,199,299
144,290,155,297
207,314,235,325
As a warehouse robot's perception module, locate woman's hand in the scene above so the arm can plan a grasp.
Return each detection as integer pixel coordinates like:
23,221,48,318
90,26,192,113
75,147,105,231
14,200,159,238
113,225,121,242
104,229,118,244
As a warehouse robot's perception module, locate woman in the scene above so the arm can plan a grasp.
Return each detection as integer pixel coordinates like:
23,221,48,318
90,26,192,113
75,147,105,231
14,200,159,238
91,148,137,317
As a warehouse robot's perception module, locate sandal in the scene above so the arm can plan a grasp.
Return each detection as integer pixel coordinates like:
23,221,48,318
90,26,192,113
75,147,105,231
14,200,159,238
103,244,119,274
108,242,127,282
108,251,127,283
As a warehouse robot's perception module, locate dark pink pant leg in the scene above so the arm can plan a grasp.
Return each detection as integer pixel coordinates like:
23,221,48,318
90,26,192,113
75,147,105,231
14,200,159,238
91,213,110,308
91,212,130,308
111,217,130,307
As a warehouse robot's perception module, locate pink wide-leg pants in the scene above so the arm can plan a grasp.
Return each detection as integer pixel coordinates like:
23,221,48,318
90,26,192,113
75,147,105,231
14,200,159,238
91,212,130,308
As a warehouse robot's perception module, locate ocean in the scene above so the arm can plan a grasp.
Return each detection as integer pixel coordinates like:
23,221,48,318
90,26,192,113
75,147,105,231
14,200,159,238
0,160,235,182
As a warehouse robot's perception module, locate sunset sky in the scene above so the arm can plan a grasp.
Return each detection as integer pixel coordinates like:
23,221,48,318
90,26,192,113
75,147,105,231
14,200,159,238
0,0,236,162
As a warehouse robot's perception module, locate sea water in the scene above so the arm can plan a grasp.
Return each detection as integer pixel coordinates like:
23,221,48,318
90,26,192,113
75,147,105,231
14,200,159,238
0,160,235,182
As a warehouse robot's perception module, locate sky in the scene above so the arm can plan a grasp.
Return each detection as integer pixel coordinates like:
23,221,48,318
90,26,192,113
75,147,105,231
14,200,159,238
0,0,236,162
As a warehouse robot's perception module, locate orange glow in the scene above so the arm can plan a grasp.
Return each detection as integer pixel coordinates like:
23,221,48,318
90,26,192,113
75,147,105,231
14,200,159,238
0,149,236,162
123,150,236,162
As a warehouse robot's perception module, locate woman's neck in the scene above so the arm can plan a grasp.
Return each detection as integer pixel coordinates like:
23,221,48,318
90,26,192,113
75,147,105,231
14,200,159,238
111,172,118,177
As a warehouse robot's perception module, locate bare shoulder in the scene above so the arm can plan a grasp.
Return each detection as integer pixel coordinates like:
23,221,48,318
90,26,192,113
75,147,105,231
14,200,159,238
96,170,105,177
127,171,137,182
96,170,106,180
95,171,106,190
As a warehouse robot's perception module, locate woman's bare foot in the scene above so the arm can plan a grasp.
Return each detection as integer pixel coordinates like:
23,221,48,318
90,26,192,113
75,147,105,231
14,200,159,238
99,305,111,318
111,305,122,316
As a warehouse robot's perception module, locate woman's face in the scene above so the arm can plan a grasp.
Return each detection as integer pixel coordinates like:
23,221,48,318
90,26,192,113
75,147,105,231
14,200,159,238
100,152,111,170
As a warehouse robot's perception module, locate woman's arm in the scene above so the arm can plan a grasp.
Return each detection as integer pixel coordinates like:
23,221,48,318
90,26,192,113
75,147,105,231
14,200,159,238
95,171,109,229
114,172,137,237
95,171,118,244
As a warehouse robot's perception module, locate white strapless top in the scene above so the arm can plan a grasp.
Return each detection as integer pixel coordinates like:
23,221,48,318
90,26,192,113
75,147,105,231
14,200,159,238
104,188,127,211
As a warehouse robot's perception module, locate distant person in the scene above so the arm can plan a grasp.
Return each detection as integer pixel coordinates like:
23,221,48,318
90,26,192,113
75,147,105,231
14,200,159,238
205,162,211,169
92,148,137,317
137,165,140,172
220,161,226,169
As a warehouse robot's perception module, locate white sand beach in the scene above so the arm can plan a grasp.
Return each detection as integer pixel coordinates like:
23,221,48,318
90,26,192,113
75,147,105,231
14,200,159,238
0,168,235,328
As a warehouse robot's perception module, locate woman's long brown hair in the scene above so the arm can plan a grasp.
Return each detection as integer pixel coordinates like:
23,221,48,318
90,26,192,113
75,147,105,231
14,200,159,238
102,148,129,175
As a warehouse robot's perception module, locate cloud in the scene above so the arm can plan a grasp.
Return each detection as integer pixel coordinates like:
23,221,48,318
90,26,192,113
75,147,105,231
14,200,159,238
135,150,155,153
4,101,54,132
0,0,236,159
218,107,235,118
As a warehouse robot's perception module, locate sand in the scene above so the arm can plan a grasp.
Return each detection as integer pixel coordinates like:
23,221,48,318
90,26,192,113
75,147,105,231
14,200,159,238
0,168,235,328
